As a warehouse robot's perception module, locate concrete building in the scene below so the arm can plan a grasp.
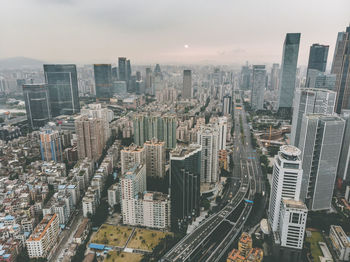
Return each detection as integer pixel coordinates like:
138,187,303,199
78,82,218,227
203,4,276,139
270,63,280,91
107,183,120,207
251,65,266,110
183,69,192,99
197,125,219,183
338,111,350,182
39,128,63,162
75,115,106,162
222,95,232,115
26,214,60,259
291,88,336,147
268,145,303,232
120,143,145,174
144,138,165,178
298,114,345,210
94,64,112,99
329,225,350,261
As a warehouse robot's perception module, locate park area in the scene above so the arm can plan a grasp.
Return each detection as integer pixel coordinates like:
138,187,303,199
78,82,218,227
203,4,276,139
90,224,133,248
105,251,143,262
305,230,325,262
127,228,172,252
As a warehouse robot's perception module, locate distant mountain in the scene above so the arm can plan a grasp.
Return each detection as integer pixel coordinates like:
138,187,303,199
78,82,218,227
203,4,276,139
0,57,45,69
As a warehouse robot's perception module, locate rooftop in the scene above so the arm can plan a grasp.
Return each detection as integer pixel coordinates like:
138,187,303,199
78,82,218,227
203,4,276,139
283,199,307,210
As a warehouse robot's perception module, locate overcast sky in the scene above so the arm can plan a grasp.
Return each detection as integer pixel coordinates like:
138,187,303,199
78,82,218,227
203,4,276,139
0,0,349,66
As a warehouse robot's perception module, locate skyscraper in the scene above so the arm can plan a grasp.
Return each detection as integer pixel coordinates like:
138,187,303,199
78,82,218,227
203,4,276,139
126,59,132,80
305,44,329,86
183,70,192,99
291,88,336,147
268,145,303,232
337,110,350,182
144,138,165,178
39,128,63,162
331,26,350,113
251,65,266,110
145,67,153,95
197,125,219,183
94,64,112,99
298,114,345,210
163,114,177,149
170,144,201,230
44,64,80,117
222,95,232,115
240,64,251,90
277,33,301,113
23,84,51,129
75,115,106,162
118,57,127,81
270,63,280,91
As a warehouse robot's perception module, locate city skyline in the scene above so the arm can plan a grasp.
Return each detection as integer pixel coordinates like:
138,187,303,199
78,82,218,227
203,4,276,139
0,0,349,66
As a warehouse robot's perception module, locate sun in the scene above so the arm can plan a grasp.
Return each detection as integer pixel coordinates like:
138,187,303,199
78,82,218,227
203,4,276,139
184,44,189,49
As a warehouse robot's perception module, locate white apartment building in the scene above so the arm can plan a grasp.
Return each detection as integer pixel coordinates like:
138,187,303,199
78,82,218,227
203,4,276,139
329,225,350,261
108,183,120,207
120,143,145,174
269,145,303,232
26,214,59,258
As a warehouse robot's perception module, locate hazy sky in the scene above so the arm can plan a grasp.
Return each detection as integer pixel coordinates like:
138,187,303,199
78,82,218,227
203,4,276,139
1,0,349,66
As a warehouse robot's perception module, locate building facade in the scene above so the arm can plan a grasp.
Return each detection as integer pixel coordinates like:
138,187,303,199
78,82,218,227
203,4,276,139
120,143,145,174
39,128,63,162
251,65,266,110
144,138,165,178
183,69,192,99
94,64,113,99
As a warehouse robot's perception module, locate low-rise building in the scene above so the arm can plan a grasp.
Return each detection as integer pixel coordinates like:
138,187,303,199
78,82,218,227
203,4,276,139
329,225,350,261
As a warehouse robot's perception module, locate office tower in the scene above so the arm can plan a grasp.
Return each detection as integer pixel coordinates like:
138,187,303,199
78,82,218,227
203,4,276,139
120,143,145,174
273,199,307,262
291,88,336,146
136,71,141,81
163,114,177,149
22,84,51,129
144,138,165,178
337,111,350,182
251,65,266,110
111,67,118,81
240,64,251,90
270,63,280,91
277,33,301,112
331,26,350,113
222,95,232,115
154,64,164,92
26,214,59,259
183,70,192,99
44,64,80,117
112,81,127,95
126,59,132,80
145,67,153,95
94,64,112,99
298,115,345,210
75,115,106,162
268,145,303,232
39,129,63,162
305,44,329,87
313,73,336,90
118,57,127,81
197,125,219,183
170,144,201,230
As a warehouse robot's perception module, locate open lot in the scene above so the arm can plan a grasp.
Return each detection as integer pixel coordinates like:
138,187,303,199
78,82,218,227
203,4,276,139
105,251,143,262
90,224,133,248
305,230,324,262
127,228,172,252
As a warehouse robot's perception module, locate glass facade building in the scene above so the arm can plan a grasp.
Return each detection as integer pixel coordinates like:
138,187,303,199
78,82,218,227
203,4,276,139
94,64,112,99
44,64,80,117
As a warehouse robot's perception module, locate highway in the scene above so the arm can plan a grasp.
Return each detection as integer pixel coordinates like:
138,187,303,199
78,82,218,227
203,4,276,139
162,87,265,262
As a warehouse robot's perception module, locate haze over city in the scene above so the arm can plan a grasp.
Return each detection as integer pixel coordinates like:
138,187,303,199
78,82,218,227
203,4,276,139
1,0,349,65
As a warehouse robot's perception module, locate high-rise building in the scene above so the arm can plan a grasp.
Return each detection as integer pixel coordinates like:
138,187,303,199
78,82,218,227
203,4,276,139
126,59,132,80
240,64,251,90
44,64,80,117
273,199,307,262
270,63,280,91
197,125,219,183
94,64,112,99
314,73,336,90
145,68,153,95
118,57,127,81
183,70,192,99
39,128,63,162
331,26,350,113
305,44,329,87
75,115,106,162
291,88,336,146
337,110,350,182
298,114,345,210
170,144,201,230
144,138,165,178
277,33,301,112
217,117,227,151
163,114,177,149
120,143,145,174
251,65,266,110
268,145,303,232
222,95,232,115
23,84,51,129
26,214,59,259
